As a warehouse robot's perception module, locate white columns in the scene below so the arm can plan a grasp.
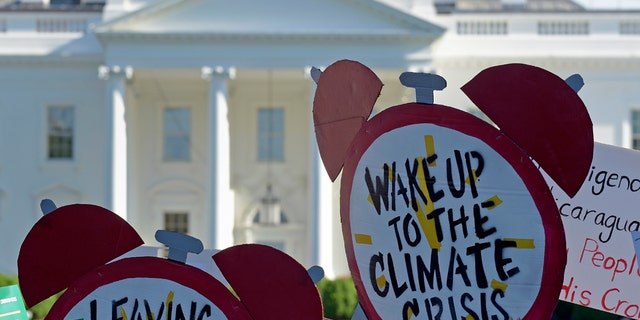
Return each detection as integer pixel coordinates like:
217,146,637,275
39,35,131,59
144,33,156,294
99,65,133,219
306,67,335,278
201,66,235,250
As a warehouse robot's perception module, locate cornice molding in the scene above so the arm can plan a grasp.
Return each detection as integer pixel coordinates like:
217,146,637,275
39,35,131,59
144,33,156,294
0,54,102,67
94,31,442,43
92,0,183,33
93,0,444,36
433,56,640,70
344,0,445,34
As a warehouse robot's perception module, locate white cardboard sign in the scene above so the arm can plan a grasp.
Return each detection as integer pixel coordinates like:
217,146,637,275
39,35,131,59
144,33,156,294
347,123,550,319
545,142,640,318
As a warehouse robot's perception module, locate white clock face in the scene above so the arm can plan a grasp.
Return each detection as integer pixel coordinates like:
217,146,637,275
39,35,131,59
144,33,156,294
347,123,545,319
63,278,229,320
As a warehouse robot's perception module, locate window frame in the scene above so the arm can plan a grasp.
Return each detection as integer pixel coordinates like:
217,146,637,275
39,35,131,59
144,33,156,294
46,105,75,161
163,106,192,162
163,211,190,234
631,109,640,150
257,107,285,162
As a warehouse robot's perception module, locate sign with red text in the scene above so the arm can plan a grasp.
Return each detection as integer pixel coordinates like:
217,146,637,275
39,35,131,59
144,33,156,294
545,142,640,318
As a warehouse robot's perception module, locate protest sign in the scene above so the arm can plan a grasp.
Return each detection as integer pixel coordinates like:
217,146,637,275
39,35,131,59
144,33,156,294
0,285,28,320
19,202,324,320
45,256,251,320
546,142,640,318
340,104,563,319
313,60,591,320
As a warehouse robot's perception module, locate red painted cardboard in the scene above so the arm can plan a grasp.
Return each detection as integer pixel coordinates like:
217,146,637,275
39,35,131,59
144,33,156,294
46,257,252,320
311,60,587,320
214,244,324,320
461,63,593,198
313,59,382,181
18,204,143,307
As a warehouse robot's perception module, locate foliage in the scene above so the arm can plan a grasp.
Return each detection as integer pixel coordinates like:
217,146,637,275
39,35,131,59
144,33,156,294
314,276,625,320
0,274,59,319
0,274,18,287
317,277,358,320
29,294,60,319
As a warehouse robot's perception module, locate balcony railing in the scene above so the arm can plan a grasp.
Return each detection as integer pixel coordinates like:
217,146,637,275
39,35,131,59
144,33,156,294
538,20,590,35
620,21,640,35
457,20,508,35
36,18,87,33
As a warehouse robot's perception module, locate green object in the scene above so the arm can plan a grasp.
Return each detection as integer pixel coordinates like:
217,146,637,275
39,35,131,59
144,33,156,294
0,285,29,319
317,277,358,320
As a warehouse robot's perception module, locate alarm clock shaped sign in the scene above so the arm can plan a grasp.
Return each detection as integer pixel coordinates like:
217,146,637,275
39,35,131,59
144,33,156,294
312,60,593,320
18,202,324,320
46,256,251,320
18,203,252,320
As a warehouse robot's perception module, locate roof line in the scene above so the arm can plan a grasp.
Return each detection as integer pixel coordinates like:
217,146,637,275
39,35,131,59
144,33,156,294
348,0,445,33
92,0,183,33
92,0,444,36
94,31,442,42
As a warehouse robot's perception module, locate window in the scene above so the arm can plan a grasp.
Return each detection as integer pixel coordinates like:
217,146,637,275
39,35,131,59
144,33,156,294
632,110,640,150
257,108,284,161
164,212,189,234
163,107,191,161
47,106,74,160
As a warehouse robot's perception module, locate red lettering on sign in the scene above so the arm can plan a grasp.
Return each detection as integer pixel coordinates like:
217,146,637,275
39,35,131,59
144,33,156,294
579,238,640,282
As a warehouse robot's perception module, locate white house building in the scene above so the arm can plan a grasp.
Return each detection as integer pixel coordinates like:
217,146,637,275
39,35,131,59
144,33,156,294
0,0,639,278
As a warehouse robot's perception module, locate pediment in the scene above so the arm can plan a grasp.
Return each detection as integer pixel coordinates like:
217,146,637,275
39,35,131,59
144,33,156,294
94,0,443,38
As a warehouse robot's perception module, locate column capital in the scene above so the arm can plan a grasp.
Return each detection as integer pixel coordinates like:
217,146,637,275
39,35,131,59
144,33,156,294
201,66,236,81
407,65,434,74
98,65,134,81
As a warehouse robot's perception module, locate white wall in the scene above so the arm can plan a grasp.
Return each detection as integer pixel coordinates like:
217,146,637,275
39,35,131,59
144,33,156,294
0,62,106,275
